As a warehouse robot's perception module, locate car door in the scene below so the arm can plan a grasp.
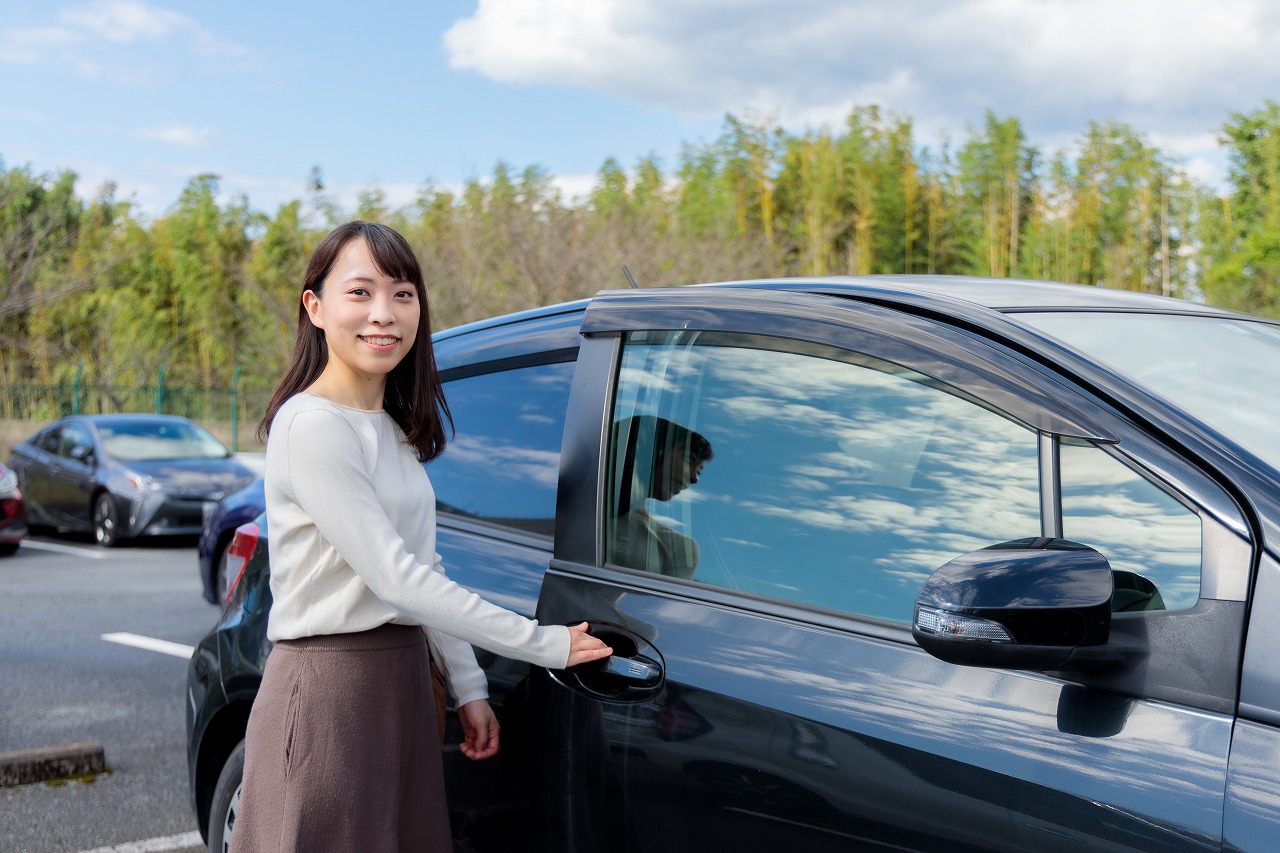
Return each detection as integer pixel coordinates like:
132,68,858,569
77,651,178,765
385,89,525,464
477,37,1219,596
15,426,63,523
51,422,97,527
530,287,1251,852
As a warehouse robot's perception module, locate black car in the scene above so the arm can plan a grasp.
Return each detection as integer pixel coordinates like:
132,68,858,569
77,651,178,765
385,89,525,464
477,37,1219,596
8,414,258,547
188,276,1280,852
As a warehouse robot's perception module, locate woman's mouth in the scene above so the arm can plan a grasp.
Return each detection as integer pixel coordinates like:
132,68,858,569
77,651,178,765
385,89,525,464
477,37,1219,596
360,335,399,349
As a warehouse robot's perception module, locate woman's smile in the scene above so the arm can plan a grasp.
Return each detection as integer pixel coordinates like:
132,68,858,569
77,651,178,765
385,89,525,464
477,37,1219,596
361,334,401,350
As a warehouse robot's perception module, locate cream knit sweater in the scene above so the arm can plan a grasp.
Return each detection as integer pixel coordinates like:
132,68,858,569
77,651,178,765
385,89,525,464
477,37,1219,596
264,392,570,706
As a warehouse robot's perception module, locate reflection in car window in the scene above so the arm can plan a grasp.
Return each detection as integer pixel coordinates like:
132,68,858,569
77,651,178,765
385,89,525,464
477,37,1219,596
606,331,1043,624
429,361,574,538
1060,443,1201,610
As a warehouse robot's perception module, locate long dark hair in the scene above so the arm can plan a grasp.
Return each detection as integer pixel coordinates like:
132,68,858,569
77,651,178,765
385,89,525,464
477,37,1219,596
613,416,714,514
257,221,452,461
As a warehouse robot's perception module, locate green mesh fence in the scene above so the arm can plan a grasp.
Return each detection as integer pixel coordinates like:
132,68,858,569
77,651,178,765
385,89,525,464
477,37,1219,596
0,383,273,451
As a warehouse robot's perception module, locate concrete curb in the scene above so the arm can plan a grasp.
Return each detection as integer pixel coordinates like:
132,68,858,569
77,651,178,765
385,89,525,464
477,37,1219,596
0,742,107,787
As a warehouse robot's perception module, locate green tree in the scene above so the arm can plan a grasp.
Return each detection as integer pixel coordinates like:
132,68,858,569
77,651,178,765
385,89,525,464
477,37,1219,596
0,161,140,387
1199,101,1280,316
955,113,1037,277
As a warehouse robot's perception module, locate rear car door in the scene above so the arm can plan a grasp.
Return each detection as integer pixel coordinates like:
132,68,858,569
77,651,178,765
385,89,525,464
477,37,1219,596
531,287,1250,852
14,426,62,520
51,422,96,526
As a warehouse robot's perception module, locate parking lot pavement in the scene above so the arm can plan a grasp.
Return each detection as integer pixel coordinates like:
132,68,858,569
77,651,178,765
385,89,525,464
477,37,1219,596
0,535,217,853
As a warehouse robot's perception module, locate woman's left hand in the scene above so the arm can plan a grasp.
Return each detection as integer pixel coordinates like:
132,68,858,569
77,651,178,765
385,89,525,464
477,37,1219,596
457,699,500,761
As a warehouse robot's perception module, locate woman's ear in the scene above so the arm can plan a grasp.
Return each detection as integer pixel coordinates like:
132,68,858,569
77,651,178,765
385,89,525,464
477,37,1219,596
302,289,325,329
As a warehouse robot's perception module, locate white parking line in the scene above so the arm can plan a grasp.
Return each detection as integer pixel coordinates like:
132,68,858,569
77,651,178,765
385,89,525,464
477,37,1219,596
100,633,195,659
72,831,203,853
21,539,109,559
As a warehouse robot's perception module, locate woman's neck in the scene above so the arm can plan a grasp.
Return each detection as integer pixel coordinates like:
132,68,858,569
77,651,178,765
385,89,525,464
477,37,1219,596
307,367,386,412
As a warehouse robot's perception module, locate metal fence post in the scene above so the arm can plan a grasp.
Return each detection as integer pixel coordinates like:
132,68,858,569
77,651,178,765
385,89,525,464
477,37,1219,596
73,362,83,415
230,366,241,452
155,365,167,414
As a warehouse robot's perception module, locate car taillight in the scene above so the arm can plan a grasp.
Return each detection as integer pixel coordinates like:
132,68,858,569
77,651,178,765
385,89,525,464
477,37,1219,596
224,521,260,604
0,497,21,523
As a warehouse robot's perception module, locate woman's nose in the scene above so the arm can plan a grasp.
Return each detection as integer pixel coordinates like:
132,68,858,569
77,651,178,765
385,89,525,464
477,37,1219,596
369,296,395,324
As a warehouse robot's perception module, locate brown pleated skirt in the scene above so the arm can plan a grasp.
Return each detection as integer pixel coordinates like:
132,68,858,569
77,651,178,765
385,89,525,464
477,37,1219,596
230,623,451,853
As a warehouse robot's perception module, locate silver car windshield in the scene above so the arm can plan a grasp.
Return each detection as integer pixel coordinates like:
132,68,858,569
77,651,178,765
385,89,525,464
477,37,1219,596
1020,311,1280,471
97,421,230,461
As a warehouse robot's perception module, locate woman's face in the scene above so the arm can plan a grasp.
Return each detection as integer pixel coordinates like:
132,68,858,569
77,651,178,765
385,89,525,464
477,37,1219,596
303,237,421,388
651,449,705,502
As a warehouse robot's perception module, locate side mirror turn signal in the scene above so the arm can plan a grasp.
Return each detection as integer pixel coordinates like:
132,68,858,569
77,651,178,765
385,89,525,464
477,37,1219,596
913,538,1124,672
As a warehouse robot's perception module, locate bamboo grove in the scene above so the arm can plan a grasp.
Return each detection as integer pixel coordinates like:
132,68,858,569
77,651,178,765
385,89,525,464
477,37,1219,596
4,101,1280,399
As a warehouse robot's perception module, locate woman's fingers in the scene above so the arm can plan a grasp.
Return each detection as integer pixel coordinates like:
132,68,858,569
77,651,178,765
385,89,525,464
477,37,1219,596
457,700,500,760
565,621,613,667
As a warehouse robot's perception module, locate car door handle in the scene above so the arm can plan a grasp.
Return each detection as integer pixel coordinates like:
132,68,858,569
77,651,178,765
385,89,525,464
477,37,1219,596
587,653,662,686
550,626,665,700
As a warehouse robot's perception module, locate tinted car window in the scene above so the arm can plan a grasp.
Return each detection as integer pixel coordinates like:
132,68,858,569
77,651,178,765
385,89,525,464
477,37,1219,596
36,429,61,454
59,424,93,460
96,420,228,461
429,360,574,538
606,331,1043,623
1060,442,1202,610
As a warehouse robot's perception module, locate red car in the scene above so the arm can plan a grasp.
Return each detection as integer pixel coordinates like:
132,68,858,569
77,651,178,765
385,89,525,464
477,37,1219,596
0,461,27,556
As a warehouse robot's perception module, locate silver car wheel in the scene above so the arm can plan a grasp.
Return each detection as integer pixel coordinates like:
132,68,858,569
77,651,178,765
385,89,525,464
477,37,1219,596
93,494,118,547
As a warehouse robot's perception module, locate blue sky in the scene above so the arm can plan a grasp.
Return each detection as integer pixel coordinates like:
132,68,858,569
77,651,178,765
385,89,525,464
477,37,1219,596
3,0,1278,219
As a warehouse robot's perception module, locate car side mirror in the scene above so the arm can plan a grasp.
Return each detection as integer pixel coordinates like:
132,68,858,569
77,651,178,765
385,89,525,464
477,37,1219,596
912,538,1124,672
70,445,95,465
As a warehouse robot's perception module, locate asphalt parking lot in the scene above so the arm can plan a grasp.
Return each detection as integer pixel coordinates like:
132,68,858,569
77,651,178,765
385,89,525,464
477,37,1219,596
0,534,215,853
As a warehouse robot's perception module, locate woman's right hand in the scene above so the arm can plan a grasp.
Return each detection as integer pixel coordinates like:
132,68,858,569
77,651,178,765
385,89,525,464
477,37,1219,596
566,622,613,667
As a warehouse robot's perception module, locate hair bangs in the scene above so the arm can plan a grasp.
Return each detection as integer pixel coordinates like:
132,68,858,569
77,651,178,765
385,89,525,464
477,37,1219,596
362,223,424,287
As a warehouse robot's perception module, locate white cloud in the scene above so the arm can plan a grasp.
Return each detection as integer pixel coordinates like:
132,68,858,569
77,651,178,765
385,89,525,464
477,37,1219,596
549,172,597,204
0,25,85,63
444,0,1280,173
1,0,251,69
136,122,212,146
59,0,187,42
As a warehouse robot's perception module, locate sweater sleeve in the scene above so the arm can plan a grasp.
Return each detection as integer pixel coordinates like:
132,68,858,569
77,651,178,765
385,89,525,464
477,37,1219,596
282,407,570,670
427,626,489,707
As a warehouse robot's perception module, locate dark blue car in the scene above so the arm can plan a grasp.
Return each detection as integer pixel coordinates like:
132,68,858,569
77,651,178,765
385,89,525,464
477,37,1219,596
197,479,265,605
188,276,1280,852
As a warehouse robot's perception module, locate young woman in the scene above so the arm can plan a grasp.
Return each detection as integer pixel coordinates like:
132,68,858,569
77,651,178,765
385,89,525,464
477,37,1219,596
230,221,611,853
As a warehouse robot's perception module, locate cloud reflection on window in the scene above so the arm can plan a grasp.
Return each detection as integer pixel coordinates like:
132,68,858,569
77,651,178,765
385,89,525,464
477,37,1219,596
619,334,1203,621
622,341,1042,623
1061,444,1201,609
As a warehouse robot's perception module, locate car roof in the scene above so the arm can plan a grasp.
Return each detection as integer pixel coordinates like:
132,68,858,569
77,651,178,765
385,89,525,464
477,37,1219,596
712,275,1249,316
433,275,1254,344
